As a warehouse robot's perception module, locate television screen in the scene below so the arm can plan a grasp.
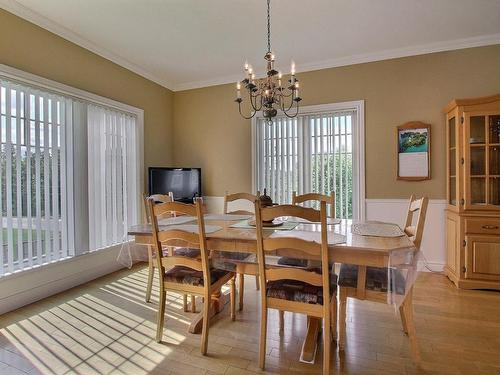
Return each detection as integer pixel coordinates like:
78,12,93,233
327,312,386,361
149,167,201,202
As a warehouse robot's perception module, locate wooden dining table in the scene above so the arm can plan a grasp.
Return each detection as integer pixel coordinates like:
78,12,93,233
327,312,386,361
128,217,417,363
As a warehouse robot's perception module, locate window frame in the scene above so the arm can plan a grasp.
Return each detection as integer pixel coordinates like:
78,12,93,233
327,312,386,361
251,101,365,220
0,63,144,274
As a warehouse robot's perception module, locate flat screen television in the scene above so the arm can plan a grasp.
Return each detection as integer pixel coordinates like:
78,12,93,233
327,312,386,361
148,167,201,203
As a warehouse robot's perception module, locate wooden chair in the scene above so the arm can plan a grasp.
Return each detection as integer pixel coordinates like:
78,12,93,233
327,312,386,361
223,191,260,311
255,202,336,375
292,191,336,218
143,193,174,303
144,194,198,313
276,192,337,325
337,195,428,359
148,198,236,353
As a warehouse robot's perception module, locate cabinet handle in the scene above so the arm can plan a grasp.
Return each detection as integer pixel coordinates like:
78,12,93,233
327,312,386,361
482,225,499,230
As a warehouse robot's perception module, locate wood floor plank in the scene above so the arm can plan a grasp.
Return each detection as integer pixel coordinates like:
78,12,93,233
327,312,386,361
1,265,500,374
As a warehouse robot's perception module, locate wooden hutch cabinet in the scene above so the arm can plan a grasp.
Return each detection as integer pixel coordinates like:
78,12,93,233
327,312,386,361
444,94,500,290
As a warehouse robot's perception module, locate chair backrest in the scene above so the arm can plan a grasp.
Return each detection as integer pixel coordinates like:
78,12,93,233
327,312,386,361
254,202,331,306
224,191,259,215
403,195,429,250
143,193,174,224
148,198,211,286
292,191,335,218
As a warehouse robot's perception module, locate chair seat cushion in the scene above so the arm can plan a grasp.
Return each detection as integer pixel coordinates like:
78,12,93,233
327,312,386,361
211,252,256,272
156,247,200,258
165,266,230,286
276,257,308,268
172,247,201,258
338,264,406,295
266,273,338,305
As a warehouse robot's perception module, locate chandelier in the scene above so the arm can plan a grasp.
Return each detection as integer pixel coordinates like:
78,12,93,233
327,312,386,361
235,0,301,123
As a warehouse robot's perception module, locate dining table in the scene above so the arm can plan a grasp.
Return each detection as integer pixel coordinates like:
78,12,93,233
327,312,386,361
127,216,417,363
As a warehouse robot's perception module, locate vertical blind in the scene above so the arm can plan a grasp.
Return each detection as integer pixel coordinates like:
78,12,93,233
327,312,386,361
254,111,355,218
88,104,139,251
0,80,73,275
0,77,140,276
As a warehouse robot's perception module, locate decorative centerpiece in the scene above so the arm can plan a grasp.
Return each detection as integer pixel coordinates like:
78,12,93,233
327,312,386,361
250,189,283,227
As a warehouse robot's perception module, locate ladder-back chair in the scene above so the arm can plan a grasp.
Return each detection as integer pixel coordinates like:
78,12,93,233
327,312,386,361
148,198,236,354
337,195,428,359
255,202,336,375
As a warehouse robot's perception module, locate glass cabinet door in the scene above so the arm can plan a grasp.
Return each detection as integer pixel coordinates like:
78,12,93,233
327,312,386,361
448,116,457,206
489,115,500,205
466,113,500,208
469,115,487,205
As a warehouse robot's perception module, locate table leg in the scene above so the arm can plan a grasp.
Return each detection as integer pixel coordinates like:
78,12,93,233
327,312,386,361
188,289,229,334
300,316,320,363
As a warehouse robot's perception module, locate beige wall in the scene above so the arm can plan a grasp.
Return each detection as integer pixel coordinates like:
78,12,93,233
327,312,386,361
0,9,174,184
173,44,500,198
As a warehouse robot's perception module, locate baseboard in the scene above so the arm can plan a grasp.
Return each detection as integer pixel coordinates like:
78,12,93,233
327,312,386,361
0,244,126,315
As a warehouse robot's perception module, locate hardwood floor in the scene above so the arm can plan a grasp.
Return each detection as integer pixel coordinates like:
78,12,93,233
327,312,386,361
1,266,500,374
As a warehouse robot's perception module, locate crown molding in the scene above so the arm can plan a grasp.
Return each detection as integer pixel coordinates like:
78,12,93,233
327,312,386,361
0,0,175,90
172,33,500,92
2,0,500,93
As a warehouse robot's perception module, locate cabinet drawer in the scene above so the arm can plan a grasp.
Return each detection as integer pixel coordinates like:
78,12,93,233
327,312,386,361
465,218,500,235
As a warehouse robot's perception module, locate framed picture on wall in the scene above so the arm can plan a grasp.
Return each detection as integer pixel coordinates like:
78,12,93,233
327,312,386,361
397,121,431,180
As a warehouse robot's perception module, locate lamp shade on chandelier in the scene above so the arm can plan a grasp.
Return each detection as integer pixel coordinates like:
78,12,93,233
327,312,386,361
235,0,301,123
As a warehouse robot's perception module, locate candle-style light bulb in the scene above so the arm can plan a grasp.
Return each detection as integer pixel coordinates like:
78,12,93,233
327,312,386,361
278,71,282,87
291,61,296,75
244,61,249,71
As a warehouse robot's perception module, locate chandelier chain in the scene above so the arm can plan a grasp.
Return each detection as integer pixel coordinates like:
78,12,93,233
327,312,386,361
267,0,271,53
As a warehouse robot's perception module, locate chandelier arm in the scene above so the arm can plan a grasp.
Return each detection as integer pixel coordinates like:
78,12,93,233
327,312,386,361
238,100,257,120
282,102,300,118
283,94,296,112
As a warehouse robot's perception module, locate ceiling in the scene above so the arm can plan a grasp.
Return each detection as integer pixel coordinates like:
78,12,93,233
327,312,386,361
2,0,500,91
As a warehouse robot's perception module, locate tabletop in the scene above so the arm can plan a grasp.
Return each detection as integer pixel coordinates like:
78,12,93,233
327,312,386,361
128,218,416,267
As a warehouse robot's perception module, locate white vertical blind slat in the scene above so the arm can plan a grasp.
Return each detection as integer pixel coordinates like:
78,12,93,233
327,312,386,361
26,91,33,266
34,93,42,265
60,98,68,258
15,88,23,265
50,96,60,258
43,95,51,262
5,85,14,273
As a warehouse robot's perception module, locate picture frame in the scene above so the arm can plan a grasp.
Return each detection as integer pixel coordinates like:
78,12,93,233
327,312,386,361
396,121,431,181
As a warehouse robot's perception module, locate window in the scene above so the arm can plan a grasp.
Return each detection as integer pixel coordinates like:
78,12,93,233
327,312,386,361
0,70,142,277
252,101,365,219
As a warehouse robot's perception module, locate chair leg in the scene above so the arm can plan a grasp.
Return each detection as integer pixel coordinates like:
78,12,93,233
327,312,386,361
338,288,347,351
191,295,196,313
230,276,236,321
238,273,245,311
278,310,284,332
331,294,337,341
255,275,260,290
323,310,331,375
183,294,188,312
399,305,408,334
200,292,211,355
145,246,154,303
401,288,420,361
156,289,166,343
259,308,268,369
